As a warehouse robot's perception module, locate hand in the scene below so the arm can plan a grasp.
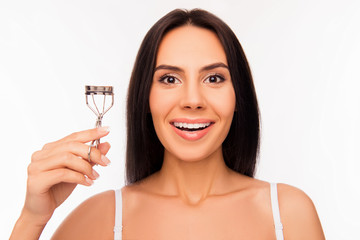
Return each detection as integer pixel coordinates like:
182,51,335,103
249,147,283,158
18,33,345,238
22,127,111,226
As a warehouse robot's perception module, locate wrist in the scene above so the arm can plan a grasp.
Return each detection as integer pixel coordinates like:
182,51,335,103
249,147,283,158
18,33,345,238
10,209,49,240
21,207,53,226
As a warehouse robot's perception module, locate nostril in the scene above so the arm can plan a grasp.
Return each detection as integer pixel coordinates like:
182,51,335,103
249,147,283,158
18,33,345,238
181,96,206,109
184,105,203,109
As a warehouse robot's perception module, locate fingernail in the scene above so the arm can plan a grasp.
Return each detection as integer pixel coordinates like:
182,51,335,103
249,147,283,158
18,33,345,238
92,169,100,179
85,177,94,186
101,155,111,166
98,126,110,133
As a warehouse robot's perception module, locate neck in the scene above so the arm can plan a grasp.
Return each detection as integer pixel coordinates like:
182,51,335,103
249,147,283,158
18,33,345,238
155,147,232,205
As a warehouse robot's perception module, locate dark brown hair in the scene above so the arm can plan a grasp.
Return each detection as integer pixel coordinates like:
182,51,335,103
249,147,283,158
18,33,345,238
126,8,260,185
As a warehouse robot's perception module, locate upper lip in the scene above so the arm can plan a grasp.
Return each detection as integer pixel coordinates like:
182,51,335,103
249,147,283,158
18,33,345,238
170,118,215,124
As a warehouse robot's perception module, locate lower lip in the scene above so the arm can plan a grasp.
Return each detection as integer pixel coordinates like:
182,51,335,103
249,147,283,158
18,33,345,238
170,123,214,141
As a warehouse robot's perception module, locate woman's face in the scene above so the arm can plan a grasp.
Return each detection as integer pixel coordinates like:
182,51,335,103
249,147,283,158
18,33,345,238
149,25,236,162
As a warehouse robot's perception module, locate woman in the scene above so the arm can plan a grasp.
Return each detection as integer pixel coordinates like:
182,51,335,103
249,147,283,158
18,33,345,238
10,8,325,239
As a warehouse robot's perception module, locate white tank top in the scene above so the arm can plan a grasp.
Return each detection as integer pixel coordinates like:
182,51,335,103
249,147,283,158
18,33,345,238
113,182,284,240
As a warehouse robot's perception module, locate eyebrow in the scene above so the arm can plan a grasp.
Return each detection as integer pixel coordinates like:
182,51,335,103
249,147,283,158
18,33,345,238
154,62,229,73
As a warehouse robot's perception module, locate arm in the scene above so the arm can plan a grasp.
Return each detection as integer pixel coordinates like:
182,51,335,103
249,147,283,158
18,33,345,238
278,183,325,240
10,209,46,240
10,128,111,240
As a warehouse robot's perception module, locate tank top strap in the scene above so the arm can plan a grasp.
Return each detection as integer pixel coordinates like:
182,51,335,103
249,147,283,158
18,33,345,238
114,188,123,240
270,182,284,240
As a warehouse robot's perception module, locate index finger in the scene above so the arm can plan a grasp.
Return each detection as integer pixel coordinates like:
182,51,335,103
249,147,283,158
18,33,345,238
58,127,110,144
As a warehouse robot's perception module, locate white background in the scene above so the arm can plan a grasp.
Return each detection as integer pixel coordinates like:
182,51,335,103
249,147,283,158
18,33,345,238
1,0,359,239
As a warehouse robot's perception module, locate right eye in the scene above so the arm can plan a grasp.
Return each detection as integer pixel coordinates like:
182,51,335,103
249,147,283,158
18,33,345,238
159,74,181,84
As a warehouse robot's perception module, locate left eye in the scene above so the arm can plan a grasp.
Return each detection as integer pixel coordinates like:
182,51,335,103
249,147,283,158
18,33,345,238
204,75,225,83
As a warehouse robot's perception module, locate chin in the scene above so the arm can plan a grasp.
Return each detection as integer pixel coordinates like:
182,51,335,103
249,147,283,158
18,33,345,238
176,154,207,163
165,145,221,163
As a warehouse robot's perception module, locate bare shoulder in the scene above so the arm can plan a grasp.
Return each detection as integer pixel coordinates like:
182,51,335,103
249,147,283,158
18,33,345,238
277,183,325,239
51,190,115,240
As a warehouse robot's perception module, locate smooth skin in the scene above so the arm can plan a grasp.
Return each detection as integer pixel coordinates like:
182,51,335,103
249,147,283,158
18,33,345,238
10,25,325,240
10,127,112,239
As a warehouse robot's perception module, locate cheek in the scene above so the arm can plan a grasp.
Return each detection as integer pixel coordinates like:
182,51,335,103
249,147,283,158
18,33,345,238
206,86,236,121
149,87,179,148
149,87,176,124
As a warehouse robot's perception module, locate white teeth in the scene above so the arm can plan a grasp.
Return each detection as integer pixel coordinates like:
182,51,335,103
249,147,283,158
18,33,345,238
173,122,211,129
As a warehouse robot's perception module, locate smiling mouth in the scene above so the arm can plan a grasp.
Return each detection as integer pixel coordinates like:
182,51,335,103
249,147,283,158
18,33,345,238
170,122,214,131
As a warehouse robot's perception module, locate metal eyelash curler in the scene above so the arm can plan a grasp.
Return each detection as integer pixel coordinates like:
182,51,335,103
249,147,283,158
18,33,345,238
85,85,114,162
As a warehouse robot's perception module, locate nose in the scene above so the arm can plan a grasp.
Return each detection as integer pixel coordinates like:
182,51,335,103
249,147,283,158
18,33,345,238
179,82,206,110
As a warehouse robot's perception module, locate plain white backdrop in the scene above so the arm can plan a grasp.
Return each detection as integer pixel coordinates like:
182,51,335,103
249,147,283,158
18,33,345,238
1,0,359,239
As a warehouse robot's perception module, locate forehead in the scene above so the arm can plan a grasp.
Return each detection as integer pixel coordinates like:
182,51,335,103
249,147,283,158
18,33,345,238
156,25,228,67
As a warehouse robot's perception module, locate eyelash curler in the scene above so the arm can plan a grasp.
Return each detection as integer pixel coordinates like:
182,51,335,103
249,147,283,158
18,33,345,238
85,85,114,162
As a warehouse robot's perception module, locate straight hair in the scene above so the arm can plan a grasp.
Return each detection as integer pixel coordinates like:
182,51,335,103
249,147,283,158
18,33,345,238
126,8,260,185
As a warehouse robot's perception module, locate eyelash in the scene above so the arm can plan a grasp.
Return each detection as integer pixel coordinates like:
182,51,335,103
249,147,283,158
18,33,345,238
158,74,180,84
204,74,226,84
158,74,226,85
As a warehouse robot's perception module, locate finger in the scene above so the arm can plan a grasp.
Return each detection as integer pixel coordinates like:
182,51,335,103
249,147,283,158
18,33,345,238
88,142,111,167
30,169,94,194
28,153,100,180
89,142,111,166
87,145,111,166
45,127,110,148
97,142,111,155
40,141,110,166
35,140,111,166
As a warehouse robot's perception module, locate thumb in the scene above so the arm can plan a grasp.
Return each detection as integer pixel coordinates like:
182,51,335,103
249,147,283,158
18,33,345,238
98,142,111,155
